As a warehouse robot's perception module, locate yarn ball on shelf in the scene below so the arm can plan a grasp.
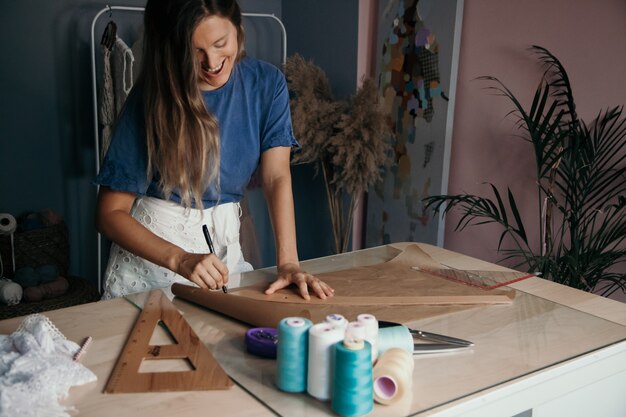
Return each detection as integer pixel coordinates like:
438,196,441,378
13,266,40,288
36,264,60,284
0,279,23,306
23,276,69,303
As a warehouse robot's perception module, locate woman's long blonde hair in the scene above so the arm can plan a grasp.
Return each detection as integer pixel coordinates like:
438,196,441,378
141,0,244,208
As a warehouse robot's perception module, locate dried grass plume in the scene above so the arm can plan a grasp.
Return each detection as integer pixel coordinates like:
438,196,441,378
285,54,393,252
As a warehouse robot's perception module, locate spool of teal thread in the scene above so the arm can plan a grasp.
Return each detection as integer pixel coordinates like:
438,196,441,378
276,317,312,392
377,325,413,356
331,340,373,417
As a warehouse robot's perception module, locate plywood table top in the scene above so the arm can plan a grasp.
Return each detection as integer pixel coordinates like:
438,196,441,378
1,242,624,417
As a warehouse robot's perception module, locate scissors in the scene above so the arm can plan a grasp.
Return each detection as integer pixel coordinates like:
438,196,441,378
378,320,474,354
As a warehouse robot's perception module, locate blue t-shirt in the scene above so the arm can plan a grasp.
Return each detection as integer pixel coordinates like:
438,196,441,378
95,57,298,207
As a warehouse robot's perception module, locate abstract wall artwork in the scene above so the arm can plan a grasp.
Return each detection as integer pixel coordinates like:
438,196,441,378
366,0,464,247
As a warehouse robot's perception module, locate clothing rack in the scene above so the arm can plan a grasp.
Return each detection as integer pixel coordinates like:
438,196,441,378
90,5,288,293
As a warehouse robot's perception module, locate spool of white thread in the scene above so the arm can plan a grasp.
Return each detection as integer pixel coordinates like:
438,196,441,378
345,320,366,339
0,213,17,275
325,313,348,331
357,313,379,362
307,322,345,401
373,348,414,405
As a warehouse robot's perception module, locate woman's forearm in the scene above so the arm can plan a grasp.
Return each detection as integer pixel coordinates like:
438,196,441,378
96,188,185,272
260,148,300,267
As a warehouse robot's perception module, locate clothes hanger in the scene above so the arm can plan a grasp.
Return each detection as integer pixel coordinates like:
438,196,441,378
100,6,117,50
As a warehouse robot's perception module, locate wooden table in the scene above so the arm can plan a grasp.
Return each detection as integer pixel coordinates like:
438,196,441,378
1,243,625,417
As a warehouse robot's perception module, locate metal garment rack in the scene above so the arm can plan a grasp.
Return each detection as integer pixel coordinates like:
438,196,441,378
90,5,288,293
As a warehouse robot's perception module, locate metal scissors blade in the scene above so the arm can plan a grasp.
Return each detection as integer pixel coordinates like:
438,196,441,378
378,320,474,353
410,329,474,347
412,343,473,354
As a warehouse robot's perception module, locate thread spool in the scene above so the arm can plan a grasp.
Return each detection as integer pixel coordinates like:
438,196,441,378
245,327,278,358
325,313,348,331
0,213,17,235
373,348,414,405
0,213,17,274
276,317,312,392
331,339,373,417
307,322,344,401
344,321,366,350
377,325,413,355
357,313,379,362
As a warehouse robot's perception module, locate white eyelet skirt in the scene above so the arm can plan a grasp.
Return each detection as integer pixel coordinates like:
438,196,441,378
101,196,253,300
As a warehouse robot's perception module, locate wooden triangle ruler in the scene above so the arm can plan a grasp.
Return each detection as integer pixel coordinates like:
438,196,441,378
104,289,232,393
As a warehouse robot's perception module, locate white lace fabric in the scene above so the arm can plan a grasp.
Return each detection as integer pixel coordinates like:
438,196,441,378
0,314,97,417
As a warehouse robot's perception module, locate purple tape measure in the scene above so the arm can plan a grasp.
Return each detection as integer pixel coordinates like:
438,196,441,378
245,327,278,358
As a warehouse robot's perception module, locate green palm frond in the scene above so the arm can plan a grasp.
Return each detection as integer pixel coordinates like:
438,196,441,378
477,76,567,180
531,45,578,124
424,184,529,252
424,46,626,297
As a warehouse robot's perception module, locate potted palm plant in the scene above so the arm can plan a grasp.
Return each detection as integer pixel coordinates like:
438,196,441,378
425,46,625,297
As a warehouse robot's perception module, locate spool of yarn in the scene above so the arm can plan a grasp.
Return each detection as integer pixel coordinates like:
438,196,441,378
373,348,414,405
325,313,348,331
14,266,40,288
276,317,312,392
357,313,379,362
245,327,278,358
0,278,22,306
0,213,17,235
378,325,414,355
36,264,60,284
23,276,69,302
39,208,63,226
307,322,344,401
18,212,45,232
0,213,17,274
344,321,367,349
331,339,373,417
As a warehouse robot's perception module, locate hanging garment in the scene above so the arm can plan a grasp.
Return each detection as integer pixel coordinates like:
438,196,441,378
99,36,135,161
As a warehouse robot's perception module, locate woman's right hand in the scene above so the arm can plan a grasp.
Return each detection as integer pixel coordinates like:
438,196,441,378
175,252,229,290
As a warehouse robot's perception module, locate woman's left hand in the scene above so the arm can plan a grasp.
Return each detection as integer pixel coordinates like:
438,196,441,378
264,263,334,300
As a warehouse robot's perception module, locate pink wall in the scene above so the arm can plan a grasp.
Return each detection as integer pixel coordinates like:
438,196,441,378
445,0,626,300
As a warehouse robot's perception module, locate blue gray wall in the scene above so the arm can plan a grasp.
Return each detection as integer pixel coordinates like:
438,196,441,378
0,0,358,285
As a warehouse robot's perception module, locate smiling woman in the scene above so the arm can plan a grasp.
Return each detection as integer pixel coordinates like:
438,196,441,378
94,0,335,302
194,15,241,90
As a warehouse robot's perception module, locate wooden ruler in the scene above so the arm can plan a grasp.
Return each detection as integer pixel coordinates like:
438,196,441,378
104,289,232,393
